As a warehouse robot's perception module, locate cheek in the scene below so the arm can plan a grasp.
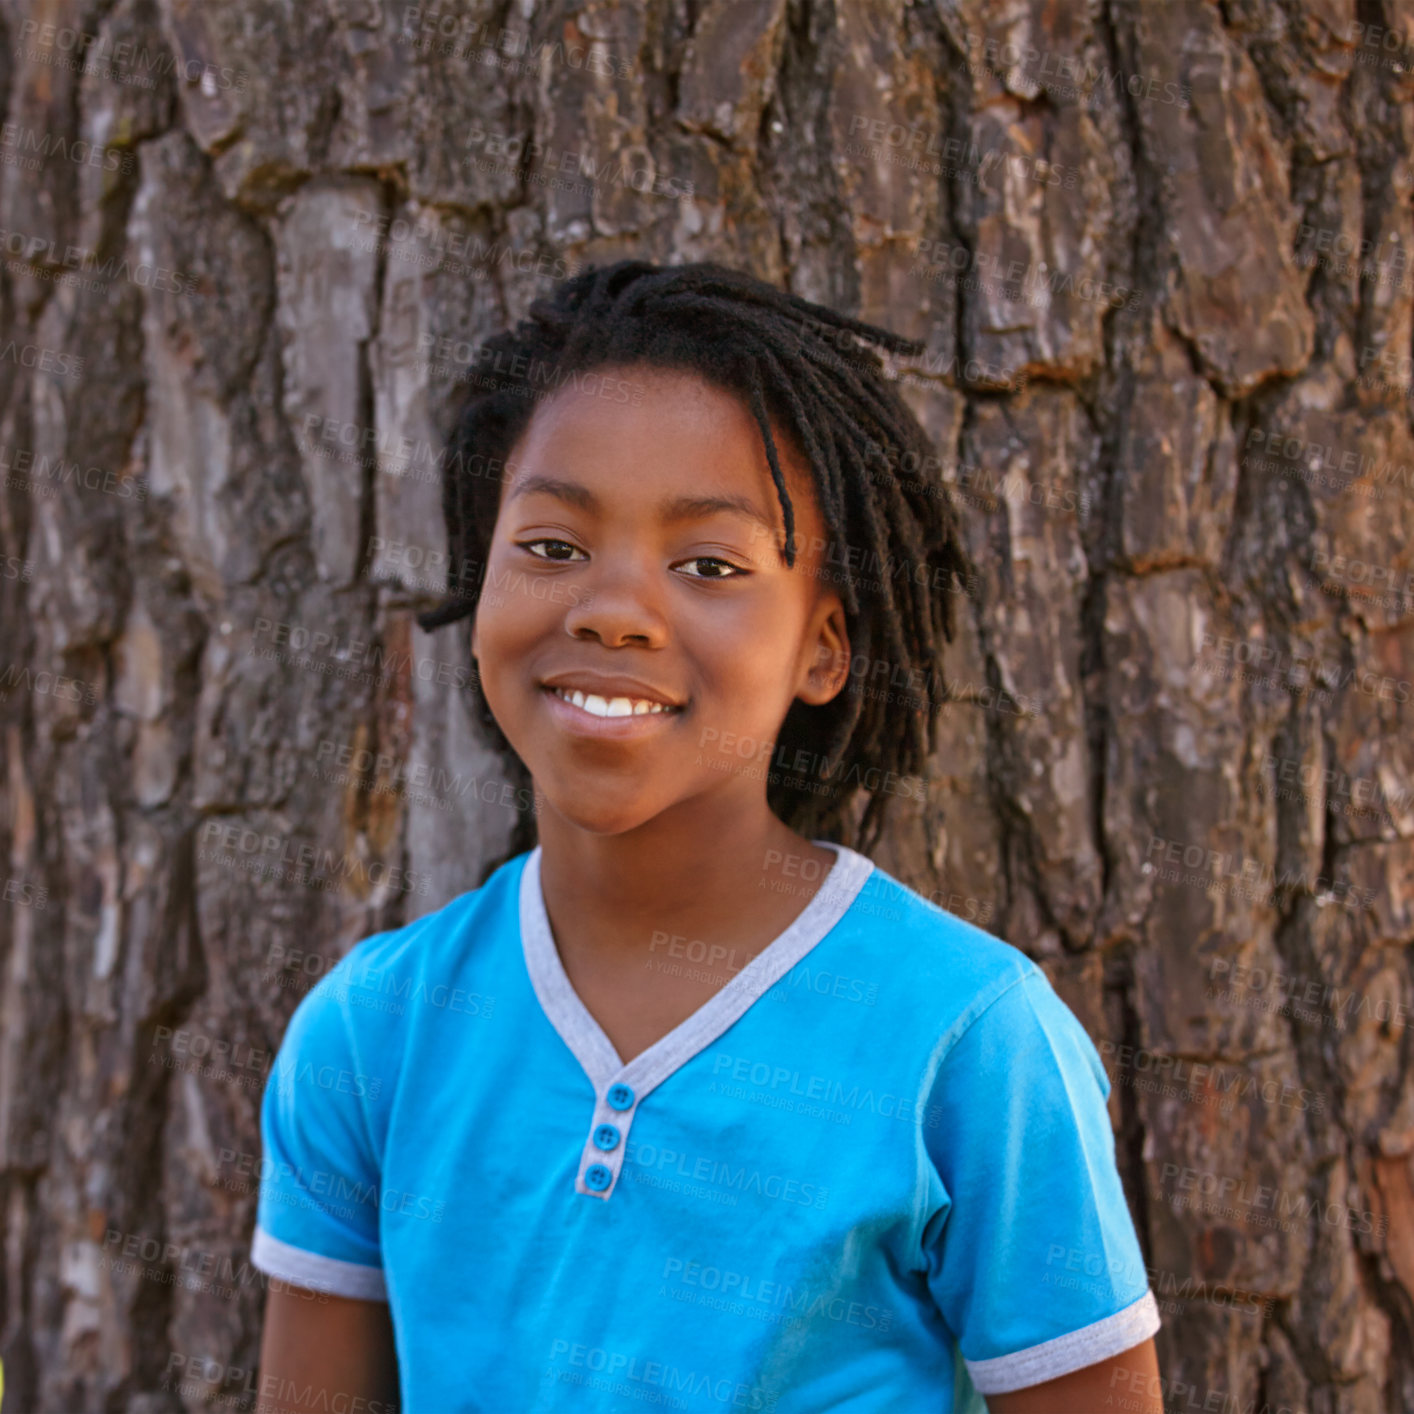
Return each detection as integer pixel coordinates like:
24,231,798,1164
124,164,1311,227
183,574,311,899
467,594,532,701
696,619,798,706
474,563,547,645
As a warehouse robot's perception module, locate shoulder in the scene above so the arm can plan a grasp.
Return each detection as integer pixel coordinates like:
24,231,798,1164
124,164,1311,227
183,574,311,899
844,856,1044,1047
274,849,529,1063
347,846,527,977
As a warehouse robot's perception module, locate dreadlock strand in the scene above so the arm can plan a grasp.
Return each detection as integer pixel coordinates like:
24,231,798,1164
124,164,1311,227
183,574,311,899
749,343,850,578
742,356,798,567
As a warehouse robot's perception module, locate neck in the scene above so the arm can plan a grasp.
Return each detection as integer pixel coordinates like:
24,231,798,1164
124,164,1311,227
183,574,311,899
533,798,835,961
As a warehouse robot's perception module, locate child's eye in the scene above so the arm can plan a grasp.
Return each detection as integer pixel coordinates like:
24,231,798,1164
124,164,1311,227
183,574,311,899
677,556,747,580
515,541,745,578
518,538,587,562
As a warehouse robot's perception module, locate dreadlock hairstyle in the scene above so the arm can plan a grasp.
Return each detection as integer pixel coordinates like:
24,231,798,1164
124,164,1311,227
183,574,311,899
415,259,969,867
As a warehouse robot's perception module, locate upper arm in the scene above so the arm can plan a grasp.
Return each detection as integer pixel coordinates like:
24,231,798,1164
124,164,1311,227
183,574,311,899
923,967,1161,1396
251,965,390,1297
256,1281,399,1414
985,1337,1161,1413
251,969,401,1408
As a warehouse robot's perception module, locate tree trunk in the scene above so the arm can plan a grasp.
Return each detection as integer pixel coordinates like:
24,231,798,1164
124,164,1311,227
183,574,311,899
1,0,1412,1409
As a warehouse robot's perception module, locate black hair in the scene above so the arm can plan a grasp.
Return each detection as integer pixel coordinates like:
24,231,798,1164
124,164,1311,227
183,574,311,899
415,259,969,864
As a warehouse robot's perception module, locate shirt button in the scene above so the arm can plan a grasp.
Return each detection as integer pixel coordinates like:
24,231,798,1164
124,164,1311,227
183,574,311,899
584,1164,612,1192
607,1083,635,1110
593,1123,621,1151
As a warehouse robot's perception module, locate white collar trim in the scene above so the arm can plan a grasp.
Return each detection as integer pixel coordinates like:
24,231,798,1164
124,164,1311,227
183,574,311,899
519,839,875,1102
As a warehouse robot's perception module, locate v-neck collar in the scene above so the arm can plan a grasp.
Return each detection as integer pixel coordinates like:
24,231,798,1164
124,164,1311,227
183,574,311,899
519,839,875,1105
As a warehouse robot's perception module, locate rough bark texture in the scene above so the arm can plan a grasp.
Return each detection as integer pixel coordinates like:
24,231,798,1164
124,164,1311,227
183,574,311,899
1,0,1412,1410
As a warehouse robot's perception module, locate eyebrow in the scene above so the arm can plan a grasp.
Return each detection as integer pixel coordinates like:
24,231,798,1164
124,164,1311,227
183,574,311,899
506,474,782,539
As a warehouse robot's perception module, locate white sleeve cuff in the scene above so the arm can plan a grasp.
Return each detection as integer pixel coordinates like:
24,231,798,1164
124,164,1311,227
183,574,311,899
251,1226,388,1302
964,1289,1161,1395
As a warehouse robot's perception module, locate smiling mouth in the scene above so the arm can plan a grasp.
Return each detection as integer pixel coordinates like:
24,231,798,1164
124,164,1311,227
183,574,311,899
546,686,685,719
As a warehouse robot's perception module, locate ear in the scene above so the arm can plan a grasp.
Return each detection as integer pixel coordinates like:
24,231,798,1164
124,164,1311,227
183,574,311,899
796,597,851,707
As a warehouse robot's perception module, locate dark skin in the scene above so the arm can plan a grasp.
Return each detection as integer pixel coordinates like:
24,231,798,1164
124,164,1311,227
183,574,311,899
257,366,1160,1412
254,1288,398,1414
471,367,852,1063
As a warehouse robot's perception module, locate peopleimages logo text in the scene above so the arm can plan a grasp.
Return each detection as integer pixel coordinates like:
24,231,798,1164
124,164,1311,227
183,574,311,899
625,1140,828,1209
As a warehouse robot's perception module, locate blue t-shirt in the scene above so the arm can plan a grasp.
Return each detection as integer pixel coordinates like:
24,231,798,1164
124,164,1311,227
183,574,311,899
251,840,1159,1412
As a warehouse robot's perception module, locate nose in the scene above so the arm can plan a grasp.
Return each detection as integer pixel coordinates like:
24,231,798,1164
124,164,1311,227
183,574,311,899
561,554,669,648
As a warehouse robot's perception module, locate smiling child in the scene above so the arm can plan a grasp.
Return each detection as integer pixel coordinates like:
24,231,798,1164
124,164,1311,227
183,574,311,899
251,260,1162,1414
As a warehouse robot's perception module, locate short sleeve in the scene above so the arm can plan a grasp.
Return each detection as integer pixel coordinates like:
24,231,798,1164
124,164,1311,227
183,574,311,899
249,965,389,1301
922,966,1159,1395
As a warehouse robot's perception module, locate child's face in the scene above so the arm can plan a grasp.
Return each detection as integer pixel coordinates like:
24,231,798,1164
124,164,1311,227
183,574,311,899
470,365,851,837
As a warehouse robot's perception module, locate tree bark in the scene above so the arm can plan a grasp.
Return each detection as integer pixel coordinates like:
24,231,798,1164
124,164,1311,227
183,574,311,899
1,0,1411,1409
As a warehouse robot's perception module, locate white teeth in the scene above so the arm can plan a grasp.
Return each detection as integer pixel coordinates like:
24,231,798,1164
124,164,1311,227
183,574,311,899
553,687,673,718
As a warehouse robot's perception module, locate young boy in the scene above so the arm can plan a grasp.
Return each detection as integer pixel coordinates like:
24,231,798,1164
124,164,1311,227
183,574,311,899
251,261,1162,1413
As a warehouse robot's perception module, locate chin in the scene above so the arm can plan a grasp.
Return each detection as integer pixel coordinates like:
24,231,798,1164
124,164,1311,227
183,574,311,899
535,783,667,838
